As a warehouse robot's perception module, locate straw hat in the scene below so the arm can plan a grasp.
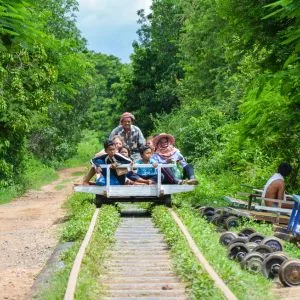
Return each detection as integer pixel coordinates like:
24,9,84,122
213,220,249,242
152,133,175,148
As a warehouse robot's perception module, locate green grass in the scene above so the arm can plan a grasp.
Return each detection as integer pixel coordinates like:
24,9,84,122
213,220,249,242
36,192,120,299
64,130,102,167
0,157,58,205
35,193,95,299
152,206,275,300
152,206,225,300
75,206,120,299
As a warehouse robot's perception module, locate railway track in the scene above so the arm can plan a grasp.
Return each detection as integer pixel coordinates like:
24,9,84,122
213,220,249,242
63,204,298,300
101,208,187,299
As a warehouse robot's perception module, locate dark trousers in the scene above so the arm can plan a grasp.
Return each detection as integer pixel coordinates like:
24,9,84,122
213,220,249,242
183,164,196,179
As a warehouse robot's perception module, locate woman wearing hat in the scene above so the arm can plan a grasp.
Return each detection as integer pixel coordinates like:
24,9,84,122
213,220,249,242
109,112,145,160
152,133,198,185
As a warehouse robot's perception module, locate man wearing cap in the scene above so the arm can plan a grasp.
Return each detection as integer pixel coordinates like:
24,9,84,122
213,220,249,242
109,112,145,160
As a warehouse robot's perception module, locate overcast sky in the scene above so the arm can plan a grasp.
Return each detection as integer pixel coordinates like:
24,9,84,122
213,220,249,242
76,0,152,63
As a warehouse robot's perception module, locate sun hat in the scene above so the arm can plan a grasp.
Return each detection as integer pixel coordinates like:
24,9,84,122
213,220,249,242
120,112,135,123
152,133,175,148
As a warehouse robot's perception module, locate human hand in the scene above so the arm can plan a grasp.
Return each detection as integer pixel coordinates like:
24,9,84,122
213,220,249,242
95,166,102,174
152,162,158,168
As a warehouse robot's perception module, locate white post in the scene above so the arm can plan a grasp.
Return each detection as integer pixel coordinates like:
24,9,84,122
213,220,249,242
106,166,110,197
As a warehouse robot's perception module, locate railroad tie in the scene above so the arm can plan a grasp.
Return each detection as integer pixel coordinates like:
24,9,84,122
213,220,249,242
100,211,187,300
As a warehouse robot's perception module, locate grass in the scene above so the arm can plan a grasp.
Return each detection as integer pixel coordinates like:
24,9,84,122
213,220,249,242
64,130,102,168
151,206,226,300
75,205,120,299
0,130,100,205
35,192,120,300
35,193,95,299
0,157,58,205
152,205,276,300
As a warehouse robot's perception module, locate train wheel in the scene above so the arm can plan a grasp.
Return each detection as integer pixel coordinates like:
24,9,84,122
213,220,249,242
279,259,300,287
224,216,239,230
219,231,238,246
262,253,288,279
261,237,283,252
239,228,256,237
252,244,273,256
248,232,265,244
228,242,250,262
241,252,264,273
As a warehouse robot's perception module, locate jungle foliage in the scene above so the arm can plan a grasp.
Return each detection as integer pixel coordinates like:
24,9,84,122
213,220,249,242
0,0,123,189
125,0,299,192
1,0,299,195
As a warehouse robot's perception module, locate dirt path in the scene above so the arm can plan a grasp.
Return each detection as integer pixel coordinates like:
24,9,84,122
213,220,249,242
0,167,84,300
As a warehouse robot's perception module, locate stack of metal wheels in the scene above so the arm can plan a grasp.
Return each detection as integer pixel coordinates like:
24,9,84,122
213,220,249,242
197,206,240,230
219,229,300,287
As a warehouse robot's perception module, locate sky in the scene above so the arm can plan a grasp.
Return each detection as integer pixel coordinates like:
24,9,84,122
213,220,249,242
76,0,152,63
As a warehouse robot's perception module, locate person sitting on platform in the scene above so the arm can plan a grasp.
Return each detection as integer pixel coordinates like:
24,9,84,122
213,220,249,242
109,112,145,160
152,133,198,185
91,140,132,186
262,162,293,207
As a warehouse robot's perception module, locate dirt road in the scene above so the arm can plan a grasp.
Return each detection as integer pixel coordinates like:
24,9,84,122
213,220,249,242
0,167,84,300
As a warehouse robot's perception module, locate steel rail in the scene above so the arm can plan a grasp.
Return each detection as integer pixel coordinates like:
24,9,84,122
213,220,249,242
170,209,237,300
63,205,237,299
64,208,100,300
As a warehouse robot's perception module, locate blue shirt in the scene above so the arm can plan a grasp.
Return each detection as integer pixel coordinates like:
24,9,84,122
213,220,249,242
136,158,157,176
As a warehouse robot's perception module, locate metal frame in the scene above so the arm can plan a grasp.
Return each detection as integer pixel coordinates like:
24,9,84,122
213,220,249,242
74,163,195,199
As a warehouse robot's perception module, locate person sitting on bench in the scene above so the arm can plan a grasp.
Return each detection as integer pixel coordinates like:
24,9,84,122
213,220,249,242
262,162,292,208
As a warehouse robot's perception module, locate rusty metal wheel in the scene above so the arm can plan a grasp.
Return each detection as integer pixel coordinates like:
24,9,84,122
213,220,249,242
214,207,227,215
252,244,273,256
228,236,248,246
239,228,256,237
228,242,250,262
241,252,264,273
202,207,215,221
224,216,239,230
211,214,228,227
261,236,283,252
262,253,288,279
245,242,258,252
279,259,300,287
248,232,265,244
219,231,239,246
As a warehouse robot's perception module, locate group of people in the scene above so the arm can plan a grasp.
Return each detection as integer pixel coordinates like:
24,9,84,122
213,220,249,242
83,112,199,186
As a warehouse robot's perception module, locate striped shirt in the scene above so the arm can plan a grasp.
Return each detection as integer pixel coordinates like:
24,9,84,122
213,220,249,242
109,125,145,154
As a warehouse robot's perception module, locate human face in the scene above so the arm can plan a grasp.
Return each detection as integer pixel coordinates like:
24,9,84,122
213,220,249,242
105,145,116,158
146,138,154,150
119,148,129,157
121,117,132,131
113,138,123,150
159,138,169,148
142,148,152,162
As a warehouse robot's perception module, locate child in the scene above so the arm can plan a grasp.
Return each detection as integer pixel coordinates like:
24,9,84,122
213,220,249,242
146,136,155,155
134,145,159,184
91,140,132,186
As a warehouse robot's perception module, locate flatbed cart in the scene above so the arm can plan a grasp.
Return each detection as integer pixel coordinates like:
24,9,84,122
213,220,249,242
74,163,196,207
223,188,294,225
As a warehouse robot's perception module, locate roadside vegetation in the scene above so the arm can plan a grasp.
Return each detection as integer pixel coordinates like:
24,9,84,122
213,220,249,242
36,192,120,299
152,205,274,300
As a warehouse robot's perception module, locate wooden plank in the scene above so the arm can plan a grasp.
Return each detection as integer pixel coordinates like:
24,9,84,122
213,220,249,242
254,205,292,215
